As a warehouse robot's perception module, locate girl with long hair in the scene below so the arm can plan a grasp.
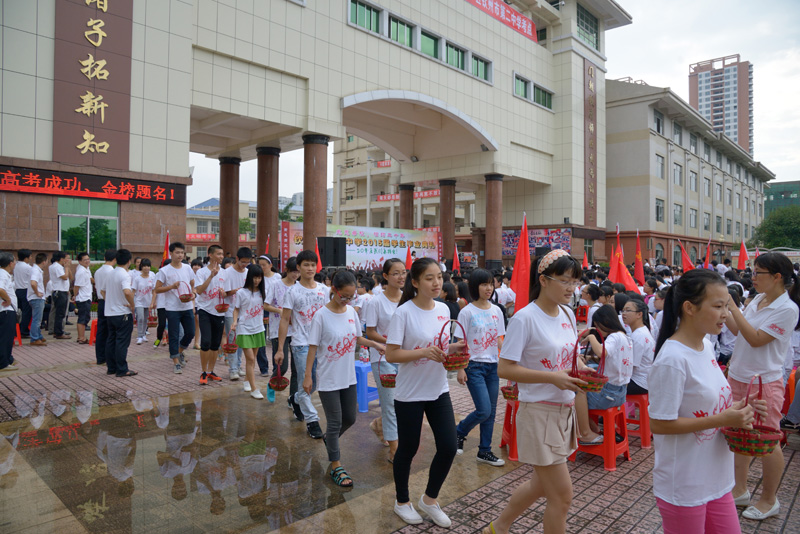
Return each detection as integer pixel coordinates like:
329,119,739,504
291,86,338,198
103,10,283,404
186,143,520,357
649,269,765,533
303,270,385,487
727,252,800,520
622,298,654,396
386,257,466,528
483,250,587,534
231,265,267,399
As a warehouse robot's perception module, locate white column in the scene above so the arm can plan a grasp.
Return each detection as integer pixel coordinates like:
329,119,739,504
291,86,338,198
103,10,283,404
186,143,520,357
416,194,422,228
389,184,396,229
366,160,372,227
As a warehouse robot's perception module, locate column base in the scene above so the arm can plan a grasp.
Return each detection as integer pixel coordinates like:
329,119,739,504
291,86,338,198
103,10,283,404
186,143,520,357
485,259,504,272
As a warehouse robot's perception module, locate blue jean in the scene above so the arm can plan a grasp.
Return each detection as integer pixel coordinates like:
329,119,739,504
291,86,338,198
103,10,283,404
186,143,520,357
29,299,45,341
223,316,242,371
456,361,499,453
166,309,195,360
587,382,627,410
291,345,318,423
371,360,399,441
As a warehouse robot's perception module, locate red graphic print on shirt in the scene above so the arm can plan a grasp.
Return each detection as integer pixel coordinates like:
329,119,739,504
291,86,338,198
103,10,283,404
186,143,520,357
326,334,357,362
245,303,263,320
541,342,577,371
693,384,733,443
412,344,432,367
768,323,786,336
472,329,499,351
297,301,323,325
622,358,631,367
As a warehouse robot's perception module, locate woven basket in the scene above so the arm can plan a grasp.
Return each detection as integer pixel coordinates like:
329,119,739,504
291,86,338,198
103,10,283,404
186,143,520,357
438,320,470,371
215,292,229,313
147,310,159,327
501,382,519,401
269,366,289,391
569,329,608,393
378,352,397,388
178,281,193,303
222,331,238,354
722,375,782,457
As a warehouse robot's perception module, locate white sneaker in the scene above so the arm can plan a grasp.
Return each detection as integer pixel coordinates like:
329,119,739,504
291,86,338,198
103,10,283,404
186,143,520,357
136,337,143,345
250,390,264,400
393,501,423,525
229,369,239,381
239,368,247,378
417,496,451,528
243,382,252,392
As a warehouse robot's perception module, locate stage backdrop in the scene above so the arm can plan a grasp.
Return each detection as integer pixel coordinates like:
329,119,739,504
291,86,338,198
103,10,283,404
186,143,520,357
501,228,572,257
281,222,441,270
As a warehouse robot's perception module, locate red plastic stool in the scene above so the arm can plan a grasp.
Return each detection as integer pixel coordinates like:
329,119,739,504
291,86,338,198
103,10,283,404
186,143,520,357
15,324,22,346
569,405,631,471
89,319,97,346
576,305,589,323
499,400,519,462
625,394,652,448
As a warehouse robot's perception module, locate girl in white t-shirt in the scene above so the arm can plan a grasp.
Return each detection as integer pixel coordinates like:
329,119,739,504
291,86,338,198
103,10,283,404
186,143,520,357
726,253,800,520
385,257,466,528
581,284,601,327
365,258,406,462
455,268,506,466
232,265,268,400
621,298,655,396
574,305,633,445
132,259,156,345
649,269,764,533
484,250,587,534
304,270,385,488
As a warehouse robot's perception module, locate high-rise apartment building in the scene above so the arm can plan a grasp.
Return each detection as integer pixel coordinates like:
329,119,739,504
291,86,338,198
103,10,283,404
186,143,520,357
689,54,754,156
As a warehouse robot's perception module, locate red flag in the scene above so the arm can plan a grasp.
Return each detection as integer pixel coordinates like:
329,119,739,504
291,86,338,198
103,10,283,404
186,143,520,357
755,246,760,259
737,240,749,270
315,238,323,273
452,243,461,274
703,237,712,269
405,246,413,270
678,241,694,272
162,230,170,265
618,255,640,291
634,230,645,286
265,234,270,255
608,244,618,283
509,214,530,312
582,251,589,269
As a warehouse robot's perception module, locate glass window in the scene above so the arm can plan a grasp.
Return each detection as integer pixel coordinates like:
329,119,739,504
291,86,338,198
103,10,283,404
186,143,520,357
91,199,117,217
735,192,740,209
59,199,119,261
196,220,208,233
60,216,88,259
704,177,711,197
726,188,732,205
689,208,697,228
351,0,380,33
674,203,683,226
656,154,664,179
673,123,682,145
752,199,756,213
689,171,697,191
576,4,599,50
58,198,89,215
211,220,220,234
389,17,413,47
446,44,465,70
716,151,722,168
726,218,732,235
420,31,439,58
745,224,749,238
716,216,722,233
515,75,529,99
704,143,711,161
654,110,663,135
472,56,489,81
195,246,208,259
537,27,547,42
655,198,664,222
89,218,117,259
655,243,664,261
704,212,710,231
735,221,741,237
533,85,553,109
584,239,593,263
690,133,698,154
673,246,681,267
715,183,722,201
347,135,354,142
690,247,698,263
673,163,682,186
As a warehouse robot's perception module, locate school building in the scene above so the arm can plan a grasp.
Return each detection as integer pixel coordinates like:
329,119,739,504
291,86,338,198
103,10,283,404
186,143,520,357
0,0,632,270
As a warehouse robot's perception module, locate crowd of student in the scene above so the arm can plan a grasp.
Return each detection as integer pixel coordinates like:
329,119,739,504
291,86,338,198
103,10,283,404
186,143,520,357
2,245,800,532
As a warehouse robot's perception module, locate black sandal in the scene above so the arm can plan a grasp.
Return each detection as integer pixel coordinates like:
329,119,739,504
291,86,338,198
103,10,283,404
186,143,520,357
330,466,353,487
116,370,139,377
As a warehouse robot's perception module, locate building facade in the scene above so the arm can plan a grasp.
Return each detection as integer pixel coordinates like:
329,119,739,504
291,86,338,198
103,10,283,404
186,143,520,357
688,54,754,156
764,180,800,218
606,79,774,267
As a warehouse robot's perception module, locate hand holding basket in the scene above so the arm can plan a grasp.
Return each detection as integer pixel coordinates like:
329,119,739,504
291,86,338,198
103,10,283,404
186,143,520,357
438,320,470,371
268,365,289,391
721,375,782,457
147,309,159,327
377,352,397,388
222,330,238,354
177,281,193,303
214,291,229,313
501,381,519,401
568,329,608,393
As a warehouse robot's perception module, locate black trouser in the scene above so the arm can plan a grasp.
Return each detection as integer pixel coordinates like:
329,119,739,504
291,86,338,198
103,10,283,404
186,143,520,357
627,380,648,395
95,299,108,364
393,392,457,503
197,309,225,352
270,337,295,395
156,307,167,341
106,313,133,375
16,289,30,336
318,385,358,462
0,310,15,369
52,290,68,336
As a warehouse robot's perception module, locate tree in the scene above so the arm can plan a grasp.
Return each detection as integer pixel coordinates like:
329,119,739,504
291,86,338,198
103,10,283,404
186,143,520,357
239,218,252,234
278,202,294,221
750,206,800,249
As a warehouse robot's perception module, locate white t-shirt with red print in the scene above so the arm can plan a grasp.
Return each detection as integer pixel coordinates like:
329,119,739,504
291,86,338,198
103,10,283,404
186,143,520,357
729,292,799,384
131,272,156,309
386,300,452,402
630,326,656,390
155,263,194,312
599,332,633,386
364,292,399,364
222,266,248,318
308,306,360,392
649,338,734,507
233,288,266,336
282,281,330,347
194,266,226,317
499,302,577,404
457,303,506,363
265,279,294,339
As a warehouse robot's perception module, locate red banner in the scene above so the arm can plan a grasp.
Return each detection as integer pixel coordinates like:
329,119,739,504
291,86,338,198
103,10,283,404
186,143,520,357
376,189,441,202
465,0,537,42
375,160,391,168
186,234,216,241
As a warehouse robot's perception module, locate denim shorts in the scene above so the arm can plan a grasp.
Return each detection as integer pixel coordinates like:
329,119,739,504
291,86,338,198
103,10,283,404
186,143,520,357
76,300,92,325
587,382,627,410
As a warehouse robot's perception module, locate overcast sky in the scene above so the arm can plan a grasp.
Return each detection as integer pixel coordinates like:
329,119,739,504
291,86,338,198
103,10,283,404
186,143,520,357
186,0,800,207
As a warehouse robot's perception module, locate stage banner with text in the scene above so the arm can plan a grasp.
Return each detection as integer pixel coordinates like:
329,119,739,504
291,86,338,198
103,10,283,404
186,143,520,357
281,222,441,270
502,228,572,257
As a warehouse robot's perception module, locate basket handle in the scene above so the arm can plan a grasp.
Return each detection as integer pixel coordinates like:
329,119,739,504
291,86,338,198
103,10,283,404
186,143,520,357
571,328,606,375
572,329,590,374
437,319,467,353
178,280,191,294
228,330,236,344
744,374,763,423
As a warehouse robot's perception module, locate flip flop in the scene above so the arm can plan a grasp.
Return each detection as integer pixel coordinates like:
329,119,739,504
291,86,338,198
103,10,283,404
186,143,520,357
116,371,139,377
578,435,604,446
330,466,353,487
482,521,497,534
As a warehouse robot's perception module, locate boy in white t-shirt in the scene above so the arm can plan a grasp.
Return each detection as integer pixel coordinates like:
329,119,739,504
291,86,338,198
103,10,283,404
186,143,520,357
27,253,48,346
73,252,94,344
256,254,280,376
276,250,330,439
155,243,196,374
221,247,253,380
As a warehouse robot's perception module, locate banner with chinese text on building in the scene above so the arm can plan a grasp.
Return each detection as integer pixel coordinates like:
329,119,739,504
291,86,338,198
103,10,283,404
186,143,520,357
501,228,572,257
464,0,537,42
281,222,441,270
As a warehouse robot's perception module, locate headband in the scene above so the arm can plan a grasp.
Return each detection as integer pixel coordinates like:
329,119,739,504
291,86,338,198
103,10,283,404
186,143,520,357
258,255,272,264
538,249,569,274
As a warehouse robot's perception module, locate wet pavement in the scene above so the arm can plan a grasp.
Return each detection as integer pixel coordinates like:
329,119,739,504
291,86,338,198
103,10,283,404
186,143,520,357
2,323,800,533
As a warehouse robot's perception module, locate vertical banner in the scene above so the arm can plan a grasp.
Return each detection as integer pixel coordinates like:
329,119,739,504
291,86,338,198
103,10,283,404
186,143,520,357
584,59,598,227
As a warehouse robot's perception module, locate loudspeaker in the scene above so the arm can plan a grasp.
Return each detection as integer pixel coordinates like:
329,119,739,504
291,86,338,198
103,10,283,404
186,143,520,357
317,236,346,267
534,247,551,258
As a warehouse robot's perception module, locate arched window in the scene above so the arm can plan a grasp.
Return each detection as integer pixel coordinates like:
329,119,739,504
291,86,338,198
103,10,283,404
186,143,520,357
655,243,664,261
673,246,681,267
690,246,698,263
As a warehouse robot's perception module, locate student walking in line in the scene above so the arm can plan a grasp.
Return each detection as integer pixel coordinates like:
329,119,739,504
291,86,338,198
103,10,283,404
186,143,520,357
276,250,330,439
304,270,386,487
155,242,196,374
455,268,506,466
191,258,204,350
264,257,300,399
13,249,32,338
649,269,765,533
232,264,269,400
27,253,48,346
622,298,655,396
194,245,226,386
0,252,18,371
94,250,117,364
256,254,280,376
153,259,169,349
482,250,586,534
385,257,466,528
727,252,800,520
73,253,94,344
132,259,156,345
222,247,253,381
104,249,137,377
365,258,406,463
48,251,71,339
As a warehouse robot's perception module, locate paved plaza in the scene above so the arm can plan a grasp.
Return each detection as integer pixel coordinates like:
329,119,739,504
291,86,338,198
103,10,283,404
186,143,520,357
1,323,799,534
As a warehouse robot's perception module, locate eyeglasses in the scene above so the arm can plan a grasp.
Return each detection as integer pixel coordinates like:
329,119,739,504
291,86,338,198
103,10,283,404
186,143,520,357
334,289,354,302
543,275,580,289
621,308,640,314
752,271,773,278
